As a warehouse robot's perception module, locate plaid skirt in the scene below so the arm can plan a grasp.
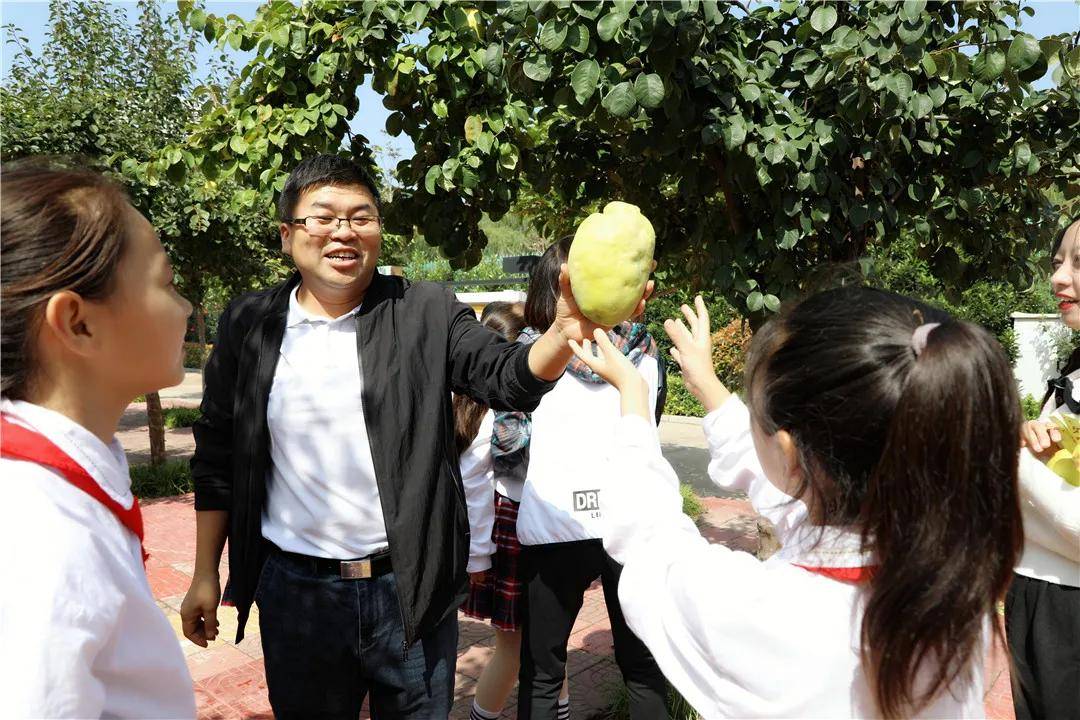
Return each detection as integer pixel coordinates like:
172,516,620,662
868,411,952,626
462,492,523,631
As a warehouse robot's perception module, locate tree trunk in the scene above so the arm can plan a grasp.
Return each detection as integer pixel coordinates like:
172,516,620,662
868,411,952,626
194,302,208,369
145,391,167,466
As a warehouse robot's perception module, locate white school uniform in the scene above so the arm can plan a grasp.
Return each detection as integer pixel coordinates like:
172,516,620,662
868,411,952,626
1012,373,1080,587
0,399,195,719
459,409,497,573
601,398,986,719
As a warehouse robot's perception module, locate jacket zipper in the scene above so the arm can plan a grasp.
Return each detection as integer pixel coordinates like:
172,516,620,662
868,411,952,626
354,309,415,659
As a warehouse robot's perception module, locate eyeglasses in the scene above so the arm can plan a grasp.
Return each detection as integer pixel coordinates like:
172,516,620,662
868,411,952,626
287,215,382,236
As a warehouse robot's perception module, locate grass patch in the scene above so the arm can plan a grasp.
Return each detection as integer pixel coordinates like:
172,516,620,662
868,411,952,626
130,459,193,499
163,406,201,429
602,683,701,720
680,483,706,523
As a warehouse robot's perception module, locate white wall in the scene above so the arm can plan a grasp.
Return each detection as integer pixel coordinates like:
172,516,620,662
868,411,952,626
1012,313,1069,400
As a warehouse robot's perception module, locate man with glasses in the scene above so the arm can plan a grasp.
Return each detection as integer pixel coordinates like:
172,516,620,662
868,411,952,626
179,155,649,718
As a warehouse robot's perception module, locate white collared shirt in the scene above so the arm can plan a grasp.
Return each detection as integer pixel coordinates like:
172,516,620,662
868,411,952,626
601,401,985,719
262,286,387,559
0,399,195,719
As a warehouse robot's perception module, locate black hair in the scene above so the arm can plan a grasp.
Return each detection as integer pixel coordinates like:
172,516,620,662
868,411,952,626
524,236,573,332
745,286,1022,718
1044,216,1080,403
276,154,381,221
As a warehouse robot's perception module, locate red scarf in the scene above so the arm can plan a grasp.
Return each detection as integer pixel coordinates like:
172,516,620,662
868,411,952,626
794,564,875,583
1,415,147,564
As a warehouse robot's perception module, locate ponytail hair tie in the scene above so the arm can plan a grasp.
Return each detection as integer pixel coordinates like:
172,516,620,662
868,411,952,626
911,323,940,357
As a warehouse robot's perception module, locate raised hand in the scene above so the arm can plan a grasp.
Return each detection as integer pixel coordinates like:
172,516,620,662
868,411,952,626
663,295,730,413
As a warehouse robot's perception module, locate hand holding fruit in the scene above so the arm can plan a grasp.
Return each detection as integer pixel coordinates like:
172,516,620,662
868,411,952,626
664,295,731,413
1021,419,1062,463
551,263,654,344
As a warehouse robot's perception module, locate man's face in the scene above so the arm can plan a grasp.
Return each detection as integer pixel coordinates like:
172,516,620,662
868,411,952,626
280,183,382,296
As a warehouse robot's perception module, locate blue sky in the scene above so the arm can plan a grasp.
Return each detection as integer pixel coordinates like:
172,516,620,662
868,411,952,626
3,0,1078,170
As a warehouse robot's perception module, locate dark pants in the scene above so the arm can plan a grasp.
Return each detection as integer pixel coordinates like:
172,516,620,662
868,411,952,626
256,547,457,719
1005,573,1080,720
518,540,670,720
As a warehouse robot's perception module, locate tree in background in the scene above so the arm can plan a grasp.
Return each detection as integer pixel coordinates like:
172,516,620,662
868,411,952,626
153,0,1077,320
2,0,283,463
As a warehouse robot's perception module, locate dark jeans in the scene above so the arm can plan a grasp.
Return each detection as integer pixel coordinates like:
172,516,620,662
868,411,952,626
518,540,670,720
256,547,457,719
1005,573,1080,720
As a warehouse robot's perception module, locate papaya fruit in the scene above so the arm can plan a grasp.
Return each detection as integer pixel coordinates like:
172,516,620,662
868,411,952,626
567,201,655,326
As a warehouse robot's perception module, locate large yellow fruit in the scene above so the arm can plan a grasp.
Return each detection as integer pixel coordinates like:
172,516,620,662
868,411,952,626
568,201,656,326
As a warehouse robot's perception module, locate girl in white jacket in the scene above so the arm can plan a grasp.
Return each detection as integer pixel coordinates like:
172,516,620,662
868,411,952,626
569,287,1022,719
1013,217,1080,720
0,164,196,718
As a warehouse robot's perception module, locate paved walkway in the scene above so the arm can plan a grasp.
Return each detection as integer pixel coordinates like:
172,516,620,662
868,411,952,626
133,372,1015,719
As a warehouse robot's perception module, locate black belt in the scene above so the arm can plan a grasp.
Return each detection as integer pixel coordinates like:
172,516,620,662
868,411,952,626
271,545,393,579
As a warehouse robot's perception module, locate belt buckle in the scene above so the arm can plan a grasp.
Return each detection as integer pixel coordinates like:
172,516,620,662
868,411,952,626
340,558,372,579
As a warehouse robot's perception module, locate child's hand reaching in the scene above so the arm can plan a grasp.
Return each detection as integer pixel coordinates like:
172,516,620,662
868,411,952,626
569,328,651,420
664,295,731,413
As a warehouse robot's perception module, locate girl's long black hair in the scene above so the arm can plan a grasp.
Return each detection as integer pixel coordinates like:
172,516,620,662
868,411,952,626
745,286,1022,718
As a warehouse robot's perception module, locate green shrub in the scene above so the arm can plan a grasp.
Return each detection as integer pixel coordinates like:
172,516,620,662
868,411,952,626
163,406,201,429
130,459,193,499
664,374,706,418
680,484,706,523
1021,394,1044,421
183,342,212,368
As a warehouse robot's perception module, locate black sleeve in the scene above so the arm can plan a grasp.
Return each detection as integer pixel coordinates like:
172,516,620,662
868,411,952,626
190,299,239,511
655,352,668,426
445,294,557,412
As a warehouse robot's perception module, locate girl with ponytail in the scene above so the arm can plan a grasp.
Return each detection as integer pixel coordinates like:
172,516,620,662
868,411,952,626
1011,217,1080,720
567,286,1022,718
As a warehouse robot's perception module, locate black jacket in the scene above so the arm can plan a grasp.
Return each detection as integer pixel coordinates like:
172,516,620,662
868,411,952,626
191,272,555,648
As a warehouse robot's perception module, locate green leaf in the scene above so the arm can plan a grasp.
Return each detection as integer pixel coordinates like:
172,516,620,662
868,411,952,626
540,18,568,51
900,0,926,22
523,54,553,82
476,131,494,154
897,19,925,45
920,54,937,76
912,93,933,118
427,44,446,67
433,99,449,119
484,44,503,74
885,71,913,101
973,49,1006,80
1015,142,1031,166
746,291,764,312
764,142,785,164
307,62,327,86
229,135,248,154
1007,34,1041,72
570,59,600,102
740,84,761,102
633,73,664,108
779,228,799,249
597,12,626,42
424,165,440,195
810,6,837,34
1064,47,1080,77
270,24,290,48
567,24,590,53
386,112,403,137
764,294,781,312
188,8,207,31
723,116,747,149
851,204,869,226
498,143,519,170
464,115,483,143
602,81,637,118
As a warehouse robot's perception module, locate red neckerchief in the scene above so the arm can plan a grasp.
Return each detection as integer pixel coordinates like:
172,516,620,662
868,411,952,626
793,564,876,583
1,415,147,564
